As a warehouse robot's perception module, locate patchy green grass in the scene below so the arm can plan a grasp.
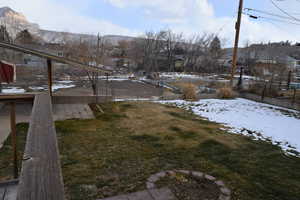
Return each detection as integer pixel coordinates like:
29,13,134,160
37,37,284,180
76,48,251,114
0,123,29,182
0,102,300,200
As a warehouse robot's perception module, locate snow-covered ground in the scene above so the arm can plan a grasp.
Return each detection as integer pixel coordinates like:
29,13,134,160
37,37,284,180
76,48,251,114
52,84,76,91
29,82,76,92
2,87,26,94
159,98,300,157
57,80,74,84
82,75,134,81
160,72,203,79
233,75,259,80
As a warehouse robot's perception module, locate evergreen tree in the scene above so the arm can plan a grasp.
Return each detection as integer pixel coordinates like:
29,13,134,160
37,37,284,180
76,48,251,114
0,25,11,42
209,36,221,59
15,29,34,45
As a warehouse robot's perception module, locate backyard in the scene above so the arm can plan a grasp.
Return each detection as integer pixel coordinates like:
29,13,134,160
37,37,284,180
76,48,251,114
0,101,300,200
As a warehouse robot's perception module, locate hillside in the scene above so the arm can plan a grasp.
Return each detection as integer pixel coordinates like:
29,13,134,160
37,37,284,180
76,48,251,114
0,6,135,45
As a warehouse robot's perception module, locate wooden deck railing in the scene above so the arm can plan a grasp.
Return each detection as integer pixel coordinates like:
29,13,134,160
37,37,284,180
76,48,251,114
16,93,65,200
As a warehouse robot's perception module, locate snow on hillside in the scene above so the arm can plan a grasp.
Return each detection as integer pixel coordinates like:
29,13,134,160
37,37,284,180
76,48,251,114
159,98,300,157
0,7,40,37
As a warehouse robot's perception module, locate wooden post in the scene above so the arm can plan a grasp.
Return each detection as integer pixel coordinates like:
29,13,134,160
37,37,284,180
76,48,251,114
10,101,18,178
287,70,292,91
292,88,296,104
237,66,243,89
261,82,267,102
106,73,108,99
230,0,244,87
47,59,53,97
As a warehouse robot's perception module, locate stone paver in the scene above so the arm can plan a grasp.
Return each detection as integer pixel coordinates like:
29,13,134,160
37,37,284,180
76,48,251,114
148,188,177,200
127,190,153,200
145,170,231,200
98,187,177,200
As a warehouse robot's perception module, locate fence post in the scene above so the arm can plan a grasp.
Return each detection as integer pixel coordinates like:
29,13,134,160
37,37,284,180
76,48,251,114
47,59,53,97
292,88,297,104
261,83,267,102
287,71,292,90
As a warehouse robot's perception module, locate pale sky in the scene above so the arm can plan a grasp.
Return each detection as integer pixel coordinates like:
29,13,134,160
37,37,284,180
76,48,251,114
2,0,300,46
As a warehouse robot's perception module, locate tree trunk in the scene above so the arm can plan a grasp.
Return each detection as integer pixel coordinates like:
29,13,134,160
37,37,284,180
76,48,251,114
287,71,292,90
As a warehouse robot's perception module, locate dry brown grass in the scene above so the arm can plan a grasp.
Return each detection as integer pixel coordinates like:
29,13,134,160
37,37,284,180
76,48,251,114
119,102,238,149
208,81,229,89
217,87,235,99
3,102,299,200
181,83,197,101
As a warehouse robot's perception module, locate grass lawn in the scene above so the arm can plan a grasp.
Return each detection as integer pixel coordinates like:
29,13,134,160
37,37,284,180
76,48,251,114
0,101,300,200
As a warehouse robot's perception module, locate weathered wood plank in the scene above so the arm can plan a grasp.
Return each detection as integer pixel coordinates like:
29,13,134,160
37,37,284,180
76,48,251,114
0,94,35,103
0,187,5,200
16,93,65,200
3,184,18,200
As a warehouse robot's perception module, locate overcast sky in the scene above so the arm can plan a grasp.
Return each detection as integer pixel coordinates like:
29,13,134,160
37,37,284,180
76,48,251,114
2,0,300,46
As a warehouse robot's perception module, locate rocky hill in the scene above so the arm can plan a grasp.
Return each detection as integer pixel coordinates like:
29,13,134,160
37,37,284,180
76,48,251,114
0,6,135,45
0,7,40,37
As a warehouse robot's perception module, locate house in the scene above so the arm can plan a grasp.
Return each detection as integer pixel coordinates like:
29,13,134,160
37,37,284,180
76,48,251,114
288,55,300,77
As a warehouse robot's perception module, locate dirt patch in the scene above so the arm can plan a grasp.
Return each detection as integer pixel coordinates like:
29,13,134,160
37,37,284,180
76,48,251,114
157,172,220,200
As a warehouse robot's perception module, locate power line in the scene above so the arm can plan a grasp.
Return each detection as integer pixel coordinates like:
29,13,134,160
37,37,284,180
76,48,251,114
243,12,300,26
270,0,300,22
244,8,297,21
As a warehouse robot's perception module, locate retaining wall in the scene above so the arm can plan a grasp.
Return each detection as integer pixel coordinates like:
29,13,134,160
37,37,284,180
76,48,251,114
52,95,112,104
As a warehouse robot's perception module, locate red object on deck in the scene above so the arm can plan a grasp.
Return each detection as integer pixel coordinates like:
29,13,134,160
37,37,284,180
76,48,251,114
0,61,16,83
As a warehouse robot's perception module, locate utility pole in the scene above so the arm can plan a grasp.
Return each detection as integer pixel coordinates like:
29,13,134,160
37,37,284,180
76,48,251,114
230,0,244,87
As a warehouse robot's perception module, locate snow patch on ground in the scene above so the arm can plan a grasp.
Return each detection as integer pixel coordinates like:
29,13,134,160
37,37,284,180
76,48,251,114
57,80,74,84
52,84,76,91
2,87,25,94
158,98,300,157
29,86,45,91
29,83,76,91
160,72,202,79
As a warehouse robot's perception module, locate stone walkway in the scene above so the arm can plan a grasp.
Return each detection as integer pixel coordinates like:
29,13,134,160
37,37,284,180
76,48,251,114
0,180,18,200
0,103,94,147
98,187,177,200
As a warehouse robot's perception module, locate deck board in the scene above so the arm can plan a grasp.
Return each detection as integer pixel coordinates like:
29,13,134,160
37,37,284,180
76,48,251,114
3,184,18,200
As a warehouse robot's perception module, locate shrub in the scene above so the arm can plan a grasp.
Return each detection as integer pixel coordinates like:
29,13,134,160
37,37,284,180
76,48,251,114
217,87,235,99
182,83,197,101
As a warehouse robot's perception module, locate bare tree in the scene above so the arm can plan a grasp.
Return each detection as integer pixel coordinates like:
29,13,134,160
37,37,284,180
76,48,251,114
129,30,166,73
182,33,215,72
163,30,183,72
62,34,110,95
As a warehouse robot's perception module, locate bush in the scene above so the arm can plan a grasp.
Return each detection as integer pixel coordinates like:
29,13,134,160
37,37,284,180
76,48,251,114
182,83,197,101
217,87,235,99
